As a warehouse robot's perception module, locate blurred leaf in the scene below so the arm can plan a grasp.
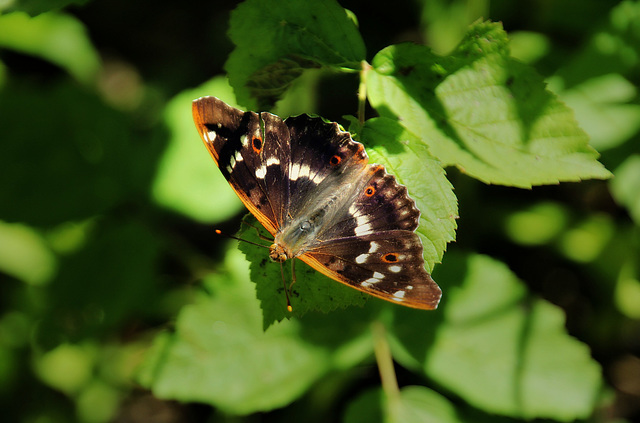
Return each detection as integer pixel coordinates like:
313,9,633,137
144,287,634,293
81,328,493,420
610,155,640,225
554,74,640,151
0,11,100,84
420,0,488,55
34,342,96,395
0,81,164,227
615,260,640,319
505,202,569,246
361,117,458,270
554,0,640,89
0,220,56,285
344,388,383,423
225,0,365,108
152,77,244,223
7,0,91,16
138,248,332,414
345,386,461,423
36,218,161,347
368,21,612,187
508,31,550,64
76,379,120,423
237,215,367,330
390,254,602,420
559,214,614,263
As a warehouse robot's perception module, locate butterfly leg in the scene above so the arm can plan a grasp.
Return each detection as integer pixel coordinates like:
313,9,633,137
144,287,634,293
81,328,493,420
280,262,293,312
289,259,297,291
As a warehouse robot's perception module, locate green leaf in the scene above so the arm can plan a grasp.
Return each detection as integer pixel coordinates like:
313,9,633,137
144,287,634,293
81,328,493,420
36,218,161,348
0,220,56,286
137,248,332,414
345,386,461,423
367,21,612,188
237,215,368,330
152,77,245,223
389,253,602,421
6,0,91,16
226,0,365,108
610,155,640,225
0,11,100,84
361,117,458,270
554,73,640,151
0,81,162,227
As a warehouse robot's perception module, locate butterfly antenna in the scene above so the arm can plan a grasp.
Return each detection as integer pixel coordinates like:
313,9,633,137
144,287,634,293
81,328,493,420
214,229,269,249
280,262,293,312
240,220,274,241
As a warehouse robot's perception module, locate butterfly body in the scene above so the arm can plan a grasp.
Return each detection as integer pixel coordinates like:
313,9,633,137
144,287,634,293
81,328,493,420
192,96,441,309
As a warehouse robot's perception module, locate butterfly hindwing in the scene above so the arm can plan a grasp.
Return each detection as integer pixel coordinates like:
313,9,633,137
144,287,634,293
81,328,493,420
301,232,441,309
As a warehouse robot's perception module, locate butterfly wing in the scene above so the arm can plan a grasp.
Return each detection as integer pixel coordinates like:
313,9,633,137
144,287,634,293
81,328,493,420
192,97,291,234
299,160,442,309
301,232,441,309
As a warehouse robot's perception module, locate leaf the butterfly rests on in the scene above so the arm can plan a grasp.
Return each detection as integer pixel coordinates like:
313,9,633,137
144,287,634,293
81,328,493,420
192,96,442,310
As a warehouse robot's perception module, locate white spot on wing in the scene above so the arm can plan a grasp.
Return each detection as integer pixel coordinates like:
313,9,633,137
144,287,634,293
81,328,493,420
290,163,312,181
373,272,384,279
290,163,300,180
235,150,244,162
241,134,249,147
298,164,311,178
369,242,380,253
355,254,367,264
266,156,280,166
206,131,217,142
255,165,266,179
389,265,402,273
354,221,373,236
393,291,406,300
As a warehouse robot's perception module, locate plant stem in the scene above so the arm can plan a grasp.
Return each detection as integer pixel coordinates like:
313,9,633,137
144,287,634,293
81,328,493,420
372,320,400,402
358,60,371,126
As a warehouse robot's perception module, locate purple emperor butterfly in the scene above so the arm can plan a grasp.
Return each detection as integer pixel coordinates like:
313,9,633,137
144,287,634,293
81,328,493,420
192,97,441,309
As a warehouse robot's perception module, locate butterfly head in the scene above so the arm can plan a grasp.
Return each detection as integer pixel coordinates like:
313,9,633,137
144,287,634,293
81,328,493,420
269,243,289,263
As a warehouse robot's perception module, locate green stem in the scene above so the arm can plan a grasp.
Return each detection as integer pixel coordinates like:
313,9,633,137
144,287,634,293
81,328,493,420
372,320,400,403
358,60,371,127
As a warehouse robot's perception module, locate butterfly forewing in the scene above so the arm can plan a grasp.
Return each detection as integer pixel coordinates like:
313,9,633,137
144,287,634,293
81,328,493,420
192,97,289,234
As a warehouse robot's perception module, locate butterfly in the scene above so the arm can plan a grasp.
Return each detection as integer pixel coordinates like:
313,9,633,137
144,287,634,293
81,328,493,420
192,96,441,310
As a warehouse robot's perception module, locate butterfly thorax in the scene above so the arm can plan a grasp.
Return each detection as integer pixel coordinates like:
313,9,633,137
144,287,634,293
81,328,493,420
269,215,323,263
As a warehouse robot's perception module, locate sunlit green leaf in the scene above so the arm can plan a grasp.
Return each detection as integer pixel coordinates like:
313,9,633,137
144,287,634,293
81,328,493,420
368,21,611,187
390,253,602,420
362,117,457,270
